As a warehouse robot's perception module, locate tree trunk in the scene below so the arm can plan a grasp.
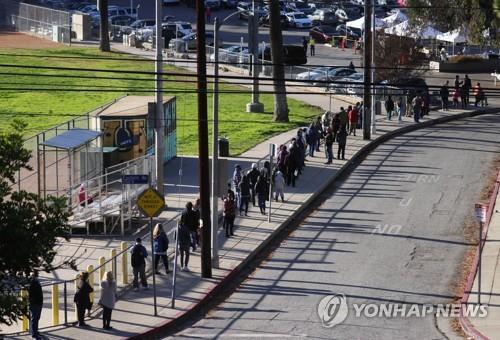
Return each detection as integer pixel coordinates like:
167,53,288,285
268,0,289,122
99,0,110,52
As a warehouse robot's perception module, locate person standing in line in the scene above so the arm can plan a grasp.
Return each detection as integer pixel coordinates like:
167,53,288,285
464,74,472,106
238,174,251,216
331,113,341,141
338,107,348,130
153,223,171,275
460,85,467,109
74,271,93,327
452,87,460,108
313,116,323,152
254,174,268,214
336,127,347,160
99,271,116,330
385,95,394,120
306,122,317,157
285,140,298,187
273,168,285,202
222,191,236,237
295,129,306,172
309,36,315,56
412,95,422,123
131,237,148,292
28,271,43,339
192,198,201,249
348,105,358,136
276,145,288,174
248,163,260,207
177,220,192,271
454,74,462,90
302,36,308,53
232,164,242,211
324,127,334,164
180,201,198,252
396,96,404,122
440,81,450,111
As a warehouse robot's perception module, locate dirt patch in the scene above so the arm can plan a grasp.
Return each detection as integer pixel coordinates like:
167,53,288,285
0,31,64,49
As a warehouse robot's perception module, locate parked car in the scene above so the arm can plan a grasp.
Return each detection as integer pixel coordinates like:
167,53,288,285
209,45,249,63
295,66,337,81
109,15,135,26
258,45,307,65
168,31,216,50
237,2,267,20
259,13,289,29
205,0,221,9
130,19,157,30
309,25,337,43
335,24,361,40
221,0,238,8
330,73,364,94
313,67,357,87
162,0,180,5
308,9,337,26
288,1,315,15
286,12,312,28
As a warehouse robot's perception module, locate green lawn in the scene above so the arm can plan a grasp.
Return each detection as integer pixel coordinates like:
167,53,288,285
0,47,322,155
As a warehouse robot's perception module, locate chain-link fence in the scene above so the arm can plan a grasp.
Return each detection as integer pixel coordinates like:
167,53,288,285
3,0,71,43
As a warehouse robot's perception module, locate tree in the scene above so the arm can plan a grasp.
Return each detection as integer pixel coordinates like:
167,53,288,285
406,0,499,45
0,121,71,327
98,0,110,52
268,0,289,122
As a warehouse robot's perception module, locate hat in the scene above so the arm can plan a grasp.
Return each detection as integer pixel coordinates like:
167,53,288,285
136,237,142,243
235,164,241,169
252,163,257,169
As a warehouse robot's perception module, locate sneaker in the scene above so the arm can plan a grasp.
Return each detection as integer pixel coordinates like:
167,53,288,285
155,271,161,275
133,287,139,292
142,286,149,290
183,266,190,272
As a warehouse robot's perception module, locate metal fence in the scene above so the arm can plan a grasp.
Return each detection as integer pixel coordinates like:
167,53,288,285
7,1,71,43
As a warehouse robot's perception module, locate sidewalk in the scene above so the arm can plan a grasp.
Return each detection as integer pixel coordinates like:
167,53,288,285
463,172,500,339
6,103,496,339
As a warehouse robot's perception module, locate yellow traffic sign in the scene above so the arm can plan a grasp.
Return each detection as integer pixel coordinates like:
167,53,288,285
137,187,165,218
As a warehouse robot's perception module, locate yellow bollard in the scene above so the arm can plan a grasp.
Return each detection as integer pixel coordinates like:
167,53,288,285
74,274,79,322
121,242,128,285
21,289,28,332
87,265,94,306
98,256,105,283
110,249,117,276
51,284,59,325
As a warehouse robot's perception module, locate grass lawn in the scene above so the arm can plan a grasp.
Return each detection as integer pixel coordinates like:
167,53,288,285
0,47,322,155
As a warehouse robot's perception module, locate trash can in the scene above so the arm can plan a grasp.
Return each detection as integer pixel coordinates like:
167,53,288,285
219,138,229,157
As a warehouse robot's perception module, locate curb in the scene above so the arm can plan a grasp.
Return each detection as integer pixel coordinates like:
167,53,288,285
129,107,499,339
459,170,500,340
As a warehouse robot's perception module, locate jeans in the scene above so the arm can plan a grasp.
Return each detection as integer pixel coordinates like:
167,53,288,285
337,144,345,159
258,193,266,212
223,215,235,236
179,247,190,267
154,254,169,273
308,143,315,157
239,196,249,214
190,231,198,251
387,109,392,120
29,304,42,337
397,107,403,121
413,109,420,122
102,306,112,328
77,303,86,325
132,263,147,288
326,144,333,163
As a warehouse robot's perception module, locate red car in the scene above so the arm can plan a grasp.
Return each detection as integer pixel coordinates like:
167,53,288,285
309,25,337,43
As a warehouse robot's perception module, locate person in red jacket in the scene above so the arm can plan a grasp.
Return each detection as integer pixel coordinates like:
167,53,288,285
348,105,359,136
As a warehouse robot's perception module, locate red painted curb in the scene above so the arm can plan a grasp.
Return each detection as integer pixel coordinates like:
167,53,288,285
459,171,500,340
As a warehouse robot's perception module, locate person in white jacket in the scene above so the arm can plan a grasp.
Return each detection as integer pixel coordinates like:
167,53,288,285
273,169,285,202
100,271,117,330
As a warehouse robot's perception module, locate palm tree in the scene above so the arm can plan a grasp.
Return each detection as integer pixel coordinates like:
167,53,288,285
268,0,289,122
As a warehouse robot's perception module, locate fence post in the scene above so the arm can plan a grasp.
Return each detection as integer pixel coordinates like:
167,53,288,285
87,265,94,310
110,249,117,276
21,289,29,332
52,284,59,325
121,242,128,285
99,256,105,283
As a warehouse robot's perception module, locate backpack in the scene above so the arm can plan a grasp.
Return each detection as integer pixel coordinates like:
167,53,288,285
131,245,145,268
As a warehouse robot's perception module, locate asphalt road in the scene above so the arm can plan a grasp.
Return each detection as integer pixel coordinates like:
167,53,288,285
168,113,500,339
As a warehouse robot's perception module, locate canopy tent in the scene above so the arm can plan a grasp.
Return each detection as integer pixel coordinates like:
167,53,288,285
436,29,467,43
382,10,408,26
384,21,442,39
346,16,386,30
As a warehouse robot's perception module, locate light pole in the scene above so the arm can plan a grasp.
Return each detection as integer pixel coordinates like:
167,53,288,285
246,0,264,113
370,0,377,135
211,9,245,269
154,0,164,195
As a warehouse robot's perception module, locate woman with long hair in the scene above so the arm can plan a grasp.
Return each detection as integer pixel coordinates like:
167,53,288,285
74,271,93,327
100,271,117,330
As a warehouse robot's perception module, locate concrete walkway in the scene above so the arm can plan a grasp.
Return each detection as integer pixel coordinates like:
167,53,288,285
5,103,495,339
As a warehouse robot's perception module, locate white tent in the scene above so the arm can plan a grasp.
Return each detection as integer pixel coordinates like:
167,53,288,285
382,10,408,26
436,29,467,43
346,16,386,30
384,21,441,39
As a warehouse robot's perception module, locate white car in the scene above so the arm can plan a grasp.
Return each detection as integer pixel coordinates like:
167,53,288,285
296,67,335,81
330,73,363,94
286,12,312,28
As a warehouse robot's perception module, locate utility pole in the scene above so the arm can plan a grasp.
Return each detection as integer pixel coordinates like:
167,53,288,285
155,0,164,194
211,17,220,269
196,0,212,278
246,0,264,113
363,0,372,140
371,1,377,136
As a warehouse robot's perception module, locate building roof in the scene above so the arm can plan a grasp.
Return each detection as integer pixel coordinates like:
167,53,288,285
97,95,174,117
40,129,102,150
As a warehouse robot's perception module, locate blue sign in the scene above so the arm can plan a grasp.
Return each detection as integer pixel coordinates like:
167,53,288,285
122,174,149,185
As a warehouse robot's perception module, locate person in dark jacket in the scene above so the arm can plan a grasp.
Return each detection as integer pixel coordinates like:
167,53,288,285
285,141,298,187
306,123,318,157
385,95,394,120
248,163,260,206
177,221,192,271
74,271,93,327
331,113,341,141
254,174,268,214
460,85,467,109
222,191,236,236
337,127,348,160
276,145,288,174
130,237,148,291
29,271,43,339
238,174,251,216
464,74,472,106
153,223,171,275
324,128,334,164
180,202,198,252
440,81,450,111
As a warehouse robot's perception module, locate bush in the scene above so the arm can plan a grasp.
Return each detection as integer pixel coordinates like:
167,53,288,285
448,55,483,63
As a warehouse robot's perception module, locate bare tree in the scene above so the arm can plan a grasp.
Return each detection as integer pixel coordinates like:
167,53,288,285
99,0,110,52
268,0,289,122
